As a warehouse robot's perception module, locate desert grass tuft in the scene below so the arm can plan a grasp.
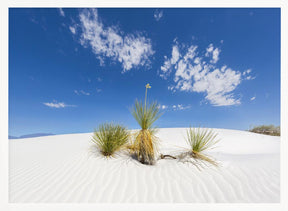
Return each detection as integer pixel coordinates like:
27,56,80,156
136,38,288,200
185,127,219,166
92,123,129,157
130,83,162,165
132,128,160,164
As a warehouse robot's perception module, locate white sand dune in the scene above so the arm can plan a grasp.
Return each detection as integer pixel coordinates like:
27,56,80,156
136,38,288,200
9,128,280,203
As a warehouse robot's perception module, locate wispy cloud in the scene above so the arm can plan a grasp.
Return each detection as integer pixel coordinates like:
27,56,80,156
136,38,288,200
69,26,76,34
243,69,256,80
96,88,102,93
70,9,154,73
160,40,255,106
250,96,256,101
154,9,163,21
205,44,220,64
74,90,90,96
160,104,168,110
160,42,180,79
30,17,39,24
58,8,65,17
159,104,191,111
30,16,47,31
43,100,76,108
172,104,191,111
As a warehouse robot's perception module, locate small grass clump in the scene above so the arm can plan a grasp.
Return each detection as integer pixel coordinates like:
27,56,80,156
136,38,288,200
249,124,280,136
130,83,162,165
185,127,219,166
92,123,129,157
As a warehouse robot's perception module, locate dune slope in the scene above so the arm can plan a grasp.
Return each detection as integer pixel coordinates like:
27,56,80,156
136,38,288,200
9,128,280,203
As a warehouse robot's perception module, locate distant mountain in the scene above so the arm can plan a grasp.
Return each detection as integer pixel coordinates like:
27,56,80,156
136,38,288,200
9,133,55,139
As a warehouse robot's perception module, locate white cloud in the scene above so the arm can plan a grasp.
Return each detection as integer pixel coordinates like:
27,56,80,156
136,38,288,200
69,26,76,34
206,93,240,106
205,44,214,55
160,45,181,79
212,48,220,63
171,45,180,64
168,86,176,93
159,105,168,110
172,104,191,111
154,9,163,21
160,57,172,78
205,44,220,63
175,104,184,110
250,96,256,101
43,100,76,108
59,8,65,17
193,68,242,106
194,57,201,64
159,104,191,111
74,90,90,96
243,69,251,75
245,76,253,80
242,69,255,80
96,88,102,93
160,40,253,106
73,9,154,73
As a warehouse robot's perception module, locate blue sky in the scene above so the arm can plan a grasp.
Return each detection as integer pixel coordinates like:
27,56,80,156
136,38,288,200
9,8,280,136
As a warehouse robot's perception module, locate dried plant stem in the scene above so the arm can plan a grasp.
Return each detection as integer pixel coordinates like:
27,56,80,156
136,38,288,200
159,154,177,159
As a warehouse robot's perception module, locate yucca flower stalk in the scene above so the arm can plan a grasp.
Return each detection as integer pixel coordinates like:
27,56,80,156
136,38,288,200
144,83,151,109
131,83,162,165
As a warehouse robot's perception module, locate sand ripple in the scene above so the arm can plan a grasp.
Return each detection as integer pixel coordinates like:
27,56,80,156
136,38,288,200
9,128,280,203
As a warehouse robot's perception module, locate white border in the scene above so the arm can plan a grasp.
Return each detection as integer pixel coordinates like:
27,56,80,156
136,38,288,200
1,0,287,211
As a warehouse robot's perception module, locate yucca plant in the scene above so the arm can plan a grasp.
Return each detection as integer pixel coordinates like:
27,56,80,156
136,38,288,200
92,123,129,157
185,127,219,165
131,83,162,165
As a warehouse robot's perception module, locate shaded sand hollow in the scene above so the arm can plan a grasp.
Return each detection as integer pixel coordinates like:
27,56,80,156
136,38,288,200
9,128,280,203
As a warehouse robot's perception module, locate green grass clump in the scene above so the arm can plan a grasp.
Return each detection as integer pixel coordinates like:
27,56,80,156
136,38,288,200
92,123,129,157
249,124,280,136
130,83,162,165
185,127,219,165
186,127,219,153
132,100,161,131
